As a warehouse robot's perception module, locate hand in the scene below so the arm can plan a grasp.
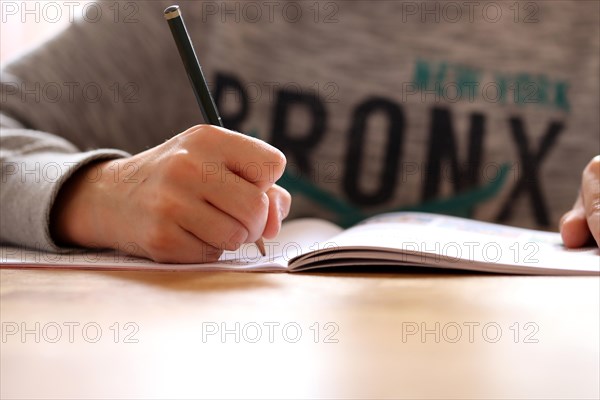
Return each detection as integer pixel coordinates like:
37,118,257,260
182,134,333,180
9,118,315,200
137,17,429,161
51,125,292,263
560,156,600,248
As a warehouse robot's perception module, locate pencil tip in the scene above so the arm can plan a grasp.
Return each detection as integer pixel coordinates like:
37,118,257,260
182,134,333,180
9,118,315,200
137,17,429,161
256,239,266,257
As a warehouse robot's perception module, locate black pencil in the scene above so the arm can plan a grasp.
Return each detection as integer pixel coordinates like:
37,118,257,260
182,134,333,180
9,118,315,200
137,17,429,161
164,5,266,257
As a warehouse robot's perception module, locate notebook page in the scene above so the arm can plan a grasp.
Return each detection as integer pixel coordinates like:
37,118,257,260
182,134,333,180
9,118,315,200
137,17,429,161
291,212,599,274
0,218,342,271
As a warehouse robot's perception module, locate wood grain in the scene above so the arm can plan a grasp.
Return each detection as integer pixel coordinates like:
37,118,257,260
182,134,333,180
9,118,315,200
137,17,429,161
1,268,598,399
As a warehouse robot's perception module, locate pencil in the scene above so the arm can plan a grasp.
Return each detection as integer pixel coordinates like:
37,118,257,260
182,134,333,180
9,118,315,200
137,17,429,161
164,5,266,257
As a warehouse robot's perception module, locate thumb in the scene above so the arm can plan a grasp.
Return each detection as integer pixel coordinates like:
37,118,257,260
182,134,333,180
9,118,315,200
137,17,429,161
560,193,592,248
581,156,600,247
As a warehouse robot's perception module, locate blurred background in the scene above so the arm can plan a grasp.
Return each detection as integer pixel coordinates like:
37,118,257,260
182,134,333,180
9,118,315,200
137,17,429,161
0,1,91,65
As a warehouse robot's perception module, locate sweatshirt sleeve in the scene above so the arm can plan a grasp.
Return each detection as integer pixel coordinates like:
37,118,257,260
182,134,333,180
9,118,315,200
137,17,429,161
0,123,129,251
0,1,210,250
0,0,165,250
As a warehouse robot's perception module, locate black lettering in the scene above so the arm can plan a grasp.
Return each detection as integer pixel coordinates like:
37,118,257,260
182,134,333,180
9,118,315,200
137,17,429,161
270,90,327,173
214,72,249,131
422,107,486,201
496,117,564,226
343,98,404,206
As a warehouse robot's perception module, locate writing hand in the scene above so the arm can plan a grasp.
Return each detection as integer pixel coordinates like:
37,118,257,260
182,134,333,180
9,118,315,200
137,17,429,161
560,156,600,248
51,125,291,263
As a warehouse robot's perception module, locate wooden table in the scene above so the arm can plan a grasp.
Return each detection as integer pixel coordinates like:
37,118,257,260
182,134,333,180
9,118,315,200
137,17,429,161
1,268,598,399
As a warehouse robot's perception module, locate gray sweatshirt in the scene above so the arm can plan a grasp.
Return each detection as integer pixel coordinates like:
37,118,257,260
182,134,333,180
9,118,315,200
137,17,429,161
1,0,599,250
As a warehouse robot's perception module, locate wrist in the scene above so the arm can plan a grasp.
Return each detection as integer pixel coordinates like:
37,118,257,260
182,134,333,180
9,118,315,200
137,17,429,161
50,159,117,249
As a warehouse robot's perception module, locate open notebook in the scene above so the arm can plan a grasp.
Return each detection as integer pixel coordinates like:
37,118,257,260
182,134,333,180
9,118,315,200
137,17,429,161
1,212,598,275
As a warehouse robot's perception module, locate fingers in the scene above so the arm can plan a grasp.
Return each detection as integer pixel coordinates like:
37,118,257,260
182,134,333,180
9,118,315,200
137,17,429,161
139,223,223,264
113,125,291,263
217,127,286,189
581,156,600,247
135,186,241,260
180,125,286,191
199,175,291,242
262,185,292,239
560,156,600,248
560,195,592,248
201,174,269,243
176,200,250,251
176,125,289,242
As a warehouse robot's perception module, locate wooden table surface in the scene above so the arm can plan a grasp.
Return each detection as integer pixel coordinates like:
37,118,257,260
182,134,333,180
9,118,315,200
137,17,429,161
1,268,598,399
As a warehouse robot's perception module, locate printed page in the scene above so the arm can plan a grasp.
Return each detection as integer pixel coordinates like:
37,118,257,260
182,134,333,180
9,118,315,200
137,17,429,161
0,218,342,271
290,212,599,275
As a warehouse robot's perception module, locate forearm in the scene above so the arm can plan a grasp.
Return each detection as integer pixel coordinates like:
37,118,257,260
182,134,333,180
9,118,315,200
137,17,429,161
0,125,129,250
50,158,117,248
0,1,171,249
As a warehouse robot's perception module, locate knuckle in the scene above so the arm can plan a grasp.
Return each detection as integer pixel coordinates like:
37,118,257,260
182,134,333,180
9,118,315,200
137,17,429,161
148,194,178,220
181,125,219,149
182,124,209,137
163,151,194,177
